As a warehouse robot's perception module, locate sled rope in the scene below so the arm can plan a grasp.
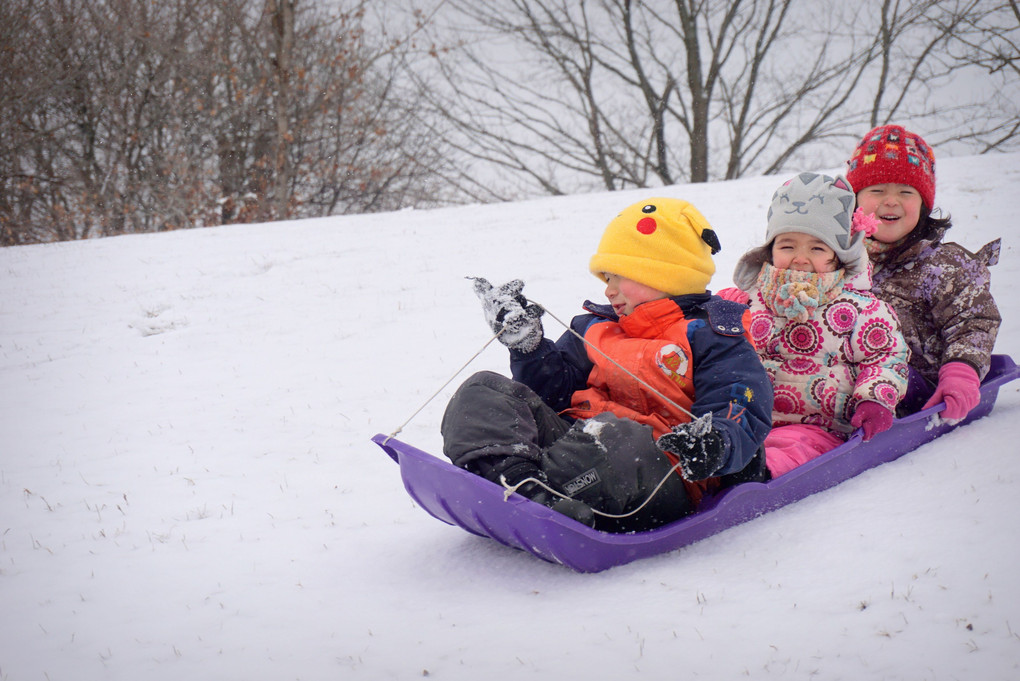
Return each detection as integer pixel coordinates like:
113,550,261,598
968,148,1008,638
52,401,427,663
382,328,509,445
499,461,685,520
385,298,710,520
386,299,701,443
537,301,698,420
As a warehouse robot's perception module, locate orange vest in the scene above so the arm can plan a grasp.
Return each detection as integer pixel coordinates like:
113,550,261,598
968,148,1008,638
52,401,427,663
561,298,714,503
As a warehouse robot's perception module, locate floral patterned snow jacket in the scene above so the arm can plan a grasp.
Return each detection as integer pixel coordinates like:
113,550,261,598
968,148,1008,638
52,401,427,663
747,262,909,435
867,229,1001,385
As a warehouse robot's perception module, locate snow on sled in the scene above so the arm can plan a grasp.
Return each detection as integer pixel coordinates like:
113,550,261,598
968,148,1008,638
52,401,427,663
373,354,1020,573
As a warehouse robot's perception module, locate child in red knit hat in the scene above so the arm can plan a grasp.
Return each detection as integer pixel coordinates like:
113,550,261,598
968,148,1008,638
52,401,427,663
846,124,1001,422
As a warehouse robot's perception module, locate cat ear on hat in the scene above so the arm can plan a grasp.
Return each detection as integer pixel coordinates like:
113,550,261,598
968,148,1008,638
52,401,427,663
701,228,721,255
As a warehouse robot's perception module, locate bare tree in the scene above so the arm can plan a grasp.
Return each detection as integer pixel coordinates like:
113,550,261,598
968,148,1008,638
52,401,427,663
0,1,50,243
5,0,1016,244
418,0,1020,199
0,0,453,245
2,0,203,239
922,0,1020,151
269,0,296,220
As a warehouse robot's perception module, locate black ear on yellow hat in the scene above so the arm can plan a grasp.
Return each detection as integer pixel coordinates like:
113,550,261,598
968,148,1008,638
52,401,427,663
589,198,719,296
701,228,721,255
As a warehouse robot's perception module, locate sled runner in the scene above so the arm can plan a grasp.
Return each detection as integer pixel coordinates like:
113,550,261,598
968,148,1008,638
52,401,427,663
373,354,1020,573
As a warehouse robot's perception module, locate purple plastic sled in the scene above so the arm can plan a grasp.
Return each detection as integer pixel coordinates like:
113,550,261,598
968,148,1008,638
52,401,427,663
373,355,1020,572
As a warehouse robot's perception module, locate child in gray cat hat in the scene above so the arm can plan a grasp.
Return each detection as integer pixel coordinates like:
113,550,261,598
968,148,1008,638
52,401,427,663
719,172,909,477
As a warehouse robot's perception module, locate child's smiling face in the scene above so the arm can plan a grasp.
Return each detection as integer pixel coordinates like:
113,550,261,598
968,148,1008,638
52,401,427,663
855,183,923,243
603,273,668,316
770,232,838,274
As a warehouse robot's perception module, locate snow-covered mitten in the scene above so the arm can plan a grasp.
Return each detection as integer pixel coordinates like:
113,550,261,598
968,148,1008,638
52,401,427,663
656,419,727,481
470,277,545,353
922,361,981,421
849,400,894,440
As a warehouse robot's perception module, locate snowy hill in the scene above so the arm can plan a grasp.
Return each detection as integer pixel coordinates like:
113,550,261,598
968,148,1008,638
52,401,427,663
2,154,1019,680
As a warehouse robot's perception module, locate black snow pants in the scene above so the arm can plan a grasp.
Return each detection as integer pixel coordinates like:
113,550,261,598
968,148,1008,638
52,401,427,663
440,371,694,533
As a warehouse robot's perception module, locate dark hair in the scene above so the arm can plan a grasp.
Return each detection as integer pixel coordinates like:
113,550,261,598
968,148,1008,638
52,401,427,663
897,204,951,252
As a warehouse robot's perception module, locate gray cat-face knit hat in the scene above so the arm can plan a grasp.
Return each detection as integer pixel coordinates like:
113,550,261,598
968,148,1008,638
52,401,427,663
732,172,867,290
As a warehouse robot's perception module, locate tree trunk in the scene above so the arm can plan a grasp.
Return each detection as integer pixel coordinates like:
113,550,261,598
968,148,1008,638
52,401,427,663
269,0,295,220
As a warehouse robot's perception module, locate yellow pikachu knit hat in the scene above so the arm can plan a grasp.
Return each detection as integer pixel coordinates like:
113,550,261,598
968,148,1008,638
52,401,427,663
590,198,720,296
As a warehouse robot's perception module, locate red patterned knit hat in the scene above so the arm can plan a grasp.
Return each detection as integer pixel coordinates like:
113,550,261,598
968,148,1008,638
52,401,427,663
845,124,936,209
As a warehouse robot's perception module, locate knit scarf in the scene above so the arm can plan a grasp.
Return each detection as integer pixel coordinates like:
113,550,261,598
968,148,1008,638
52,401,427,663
864,236,906,262
756,263,845,323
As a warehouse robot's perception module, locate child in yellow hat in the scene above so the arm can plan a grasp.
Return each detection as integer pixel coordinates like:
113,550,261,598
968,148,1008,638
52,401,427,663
441,198,773,532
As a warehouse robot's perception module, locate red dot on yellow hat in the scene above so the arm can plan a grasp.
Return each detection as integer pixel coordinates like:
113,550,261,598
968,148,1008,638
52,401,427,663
637,217,656,234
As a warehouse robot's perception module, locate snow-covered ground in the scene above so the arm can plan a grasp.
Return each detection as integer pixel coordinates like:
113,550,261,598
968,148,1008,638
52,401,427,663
2,153,1019,680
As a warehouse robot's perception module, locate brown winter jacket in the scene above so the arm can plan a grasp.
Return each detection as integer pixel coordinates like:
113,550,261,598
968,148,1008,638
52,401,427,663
867,227,1001,385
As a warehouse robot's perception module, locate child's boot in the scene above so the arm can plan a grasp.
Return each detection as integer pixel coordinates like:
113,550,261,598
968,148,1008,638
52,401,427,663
489,457,596,527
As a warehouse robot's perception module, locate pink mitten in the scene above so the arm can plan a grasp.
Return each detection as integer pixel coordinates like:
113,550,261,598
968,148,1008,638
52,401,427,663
716,287,750,305
922,361,981,420
850,401,894,441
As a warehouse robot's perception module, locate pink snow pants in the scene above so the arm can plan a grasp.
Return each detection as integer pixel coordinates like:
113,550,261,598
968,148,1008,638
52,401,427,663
765,423,845,478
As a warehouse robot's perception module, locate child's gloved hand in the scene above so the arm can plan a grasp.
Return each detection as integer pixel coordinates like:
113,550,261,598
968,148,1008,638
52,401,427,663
922,361,981,421
470,277,545,353
656,422,727,481
715,287,750,305
850,400,894,440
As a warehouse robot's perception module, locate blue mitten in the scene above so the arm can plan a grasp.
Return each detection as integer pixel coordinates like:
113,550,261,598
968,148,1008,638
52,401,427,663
470,277,545,353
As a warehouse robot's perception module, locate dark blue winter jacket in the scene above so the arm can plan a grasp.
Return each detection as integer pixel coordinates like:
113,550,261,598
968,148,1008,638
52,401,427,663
509,293,773,479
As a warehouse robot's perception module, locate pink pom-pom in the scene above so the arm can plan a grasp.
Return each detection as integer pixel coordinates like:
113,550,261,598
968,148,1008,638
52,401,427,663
852,208,881,236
